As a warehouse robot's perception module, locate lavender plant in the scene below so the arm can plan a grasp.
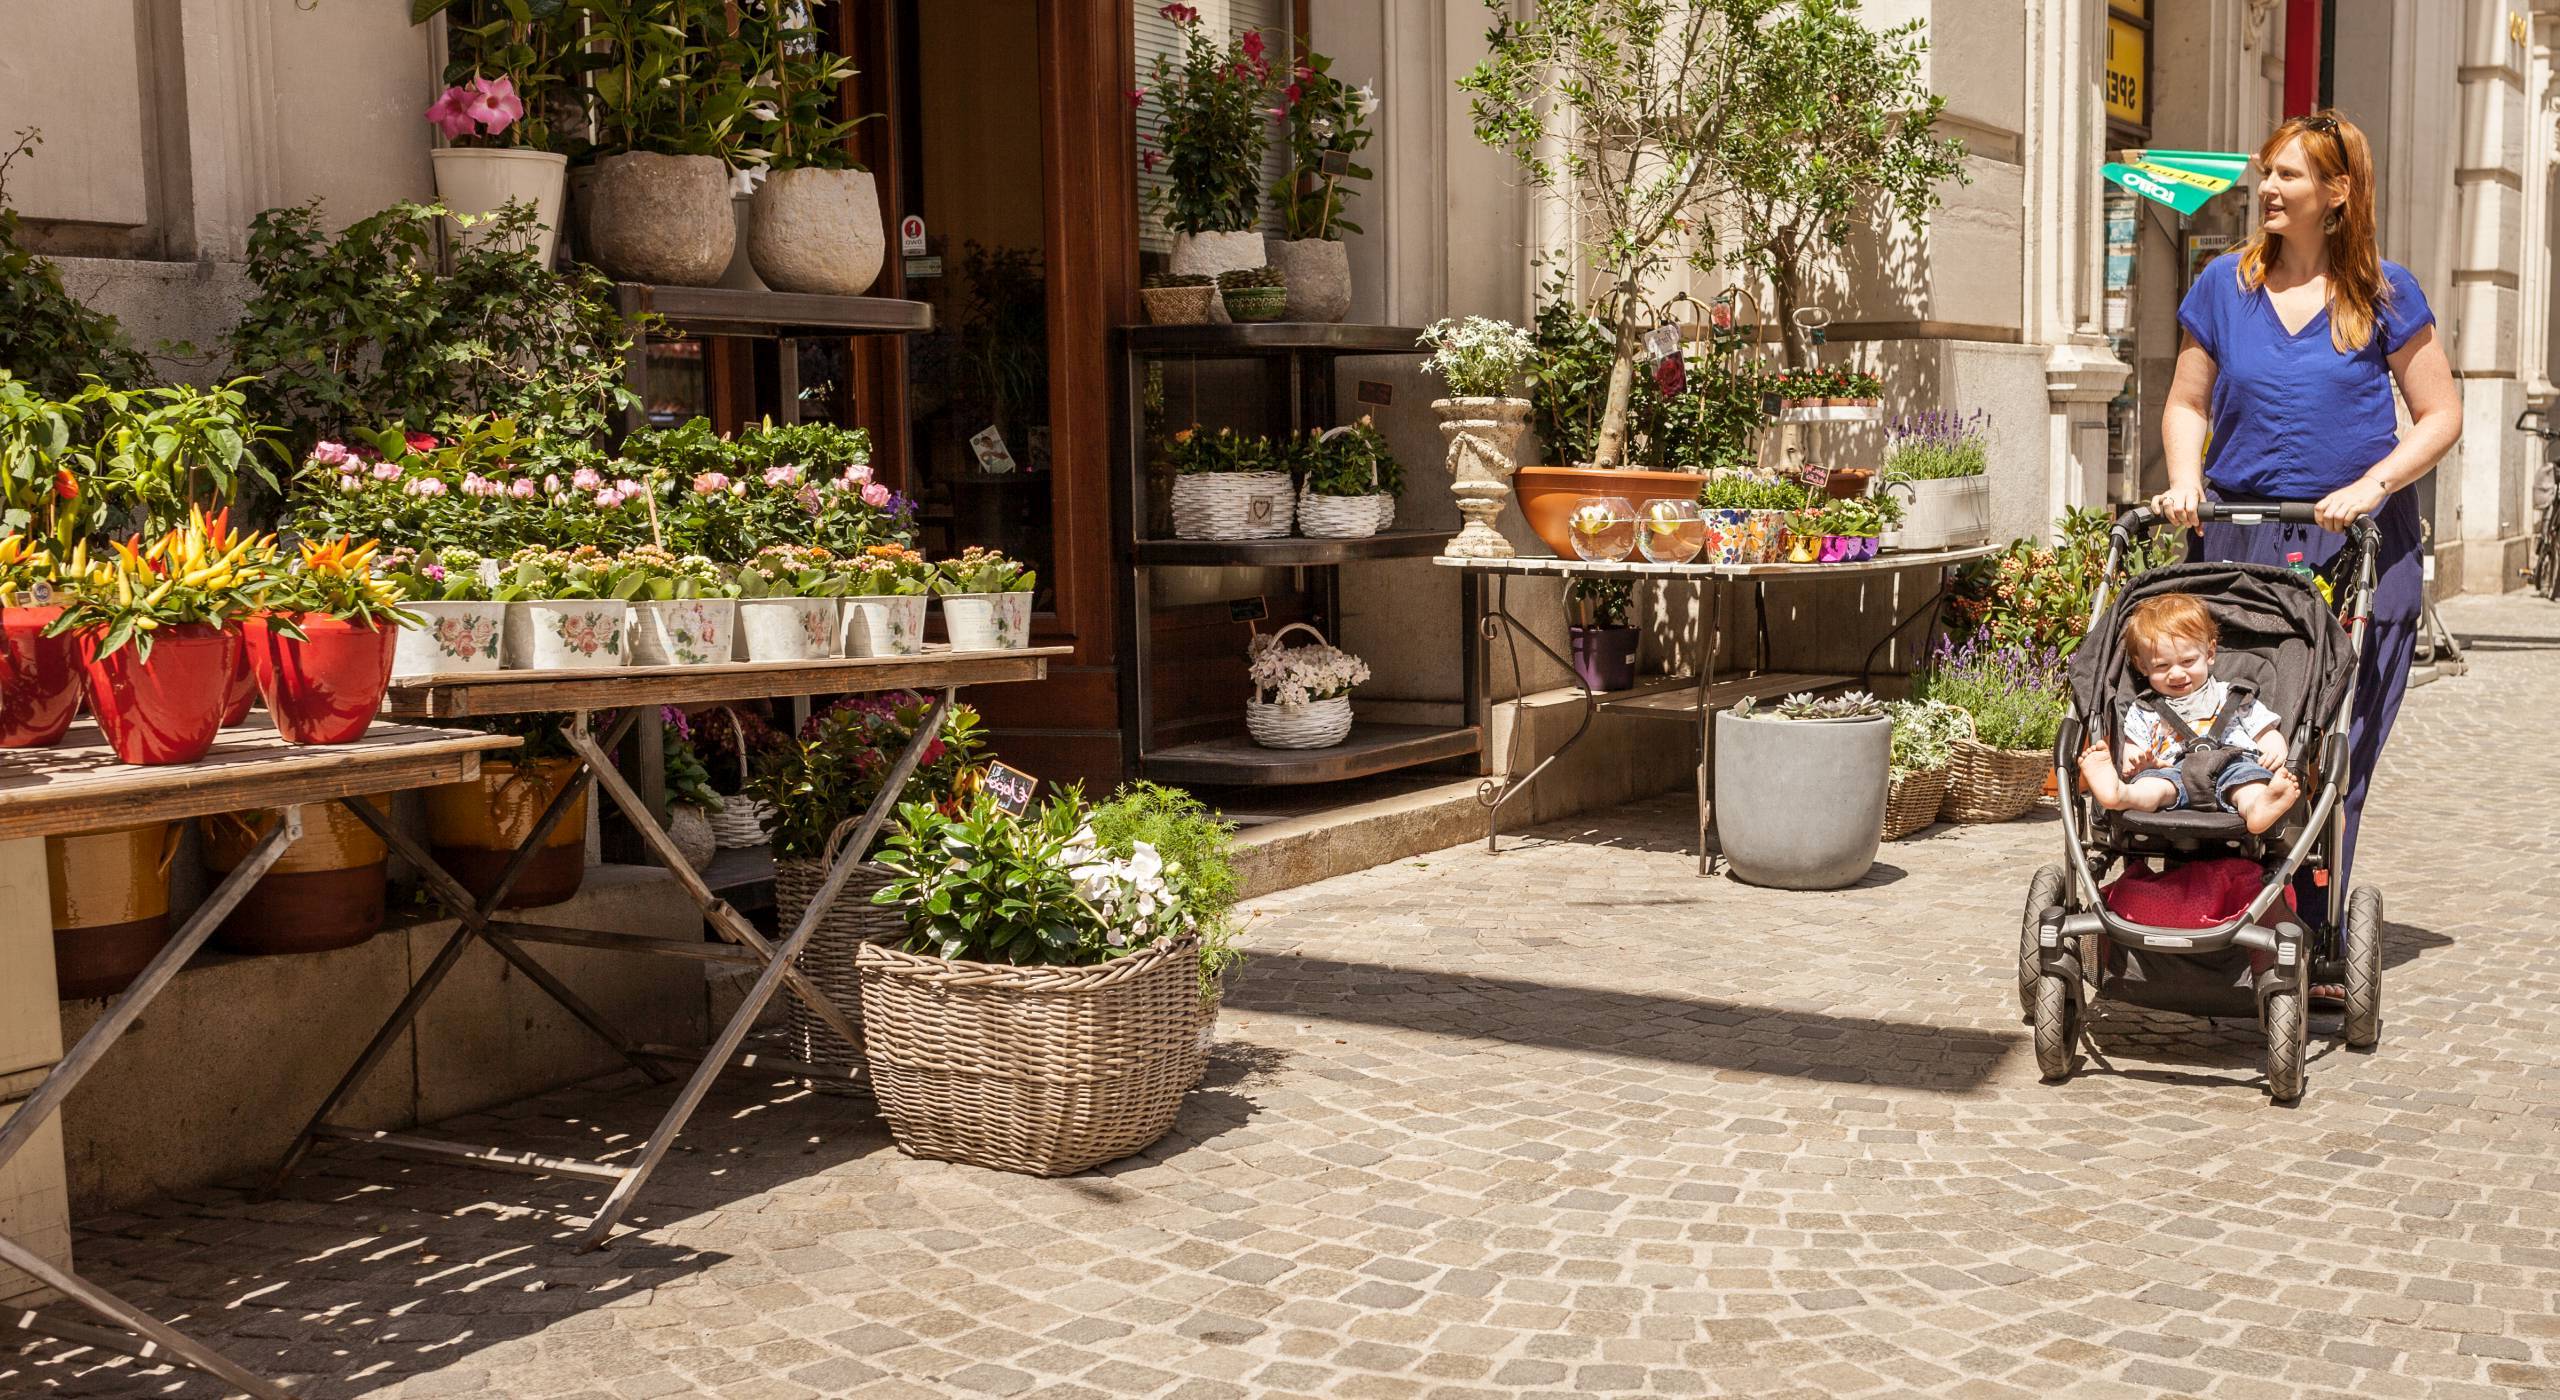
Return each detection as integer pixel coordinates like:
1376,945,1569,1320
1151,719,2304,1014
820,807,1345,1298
1916,630,2068,752
1882,408,1989,481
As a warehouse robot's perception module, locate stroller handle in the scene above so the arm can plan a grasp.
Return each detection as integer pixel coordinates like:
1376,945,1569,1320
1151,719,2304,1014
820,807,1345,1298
2115,499,2379,545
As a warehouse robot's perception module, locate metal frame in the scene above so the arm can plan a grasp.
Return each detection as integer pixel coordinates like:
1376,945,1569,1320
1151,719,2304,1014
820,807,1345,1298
273,692,956,1255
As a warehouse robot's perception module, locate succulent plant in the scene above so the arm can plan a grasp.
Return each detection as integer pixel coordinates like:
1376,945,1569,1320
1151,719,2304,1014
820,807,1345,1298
1218,265,1287,291
1733,689,1886,722
1143,272,1216,290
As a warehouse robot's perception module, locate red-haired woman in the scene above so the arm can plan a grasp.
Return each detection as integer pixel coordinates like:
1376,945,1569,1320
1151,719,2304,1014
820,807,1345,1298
2151,109,2461,915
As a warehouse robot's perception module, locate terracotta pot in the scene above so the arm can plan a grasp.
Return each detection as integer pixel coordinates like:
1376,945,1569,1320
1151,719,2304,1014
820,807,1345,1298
424,757,588,909
1824,468,1875,501
201,798,390,956
48,822,180,998
1514,466,1706,560
1,604,83,747
244,614,396,745
79,623,239,765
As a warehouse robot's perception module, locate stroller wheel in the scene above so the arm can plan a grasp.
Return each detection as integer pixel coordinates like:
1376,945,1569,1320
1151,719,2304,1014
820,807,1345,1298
2019,863,2067,1024
2264,987,2307,1103
2032,972,2079,1082
2343,886,2384,1050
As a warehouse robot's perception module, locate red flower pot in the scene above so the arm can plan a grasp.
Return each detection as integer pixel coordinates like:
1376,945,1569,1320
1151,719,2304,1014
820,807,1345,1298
220,640,259,727
244,613,397,745
78,623,240,765
1,604,83,747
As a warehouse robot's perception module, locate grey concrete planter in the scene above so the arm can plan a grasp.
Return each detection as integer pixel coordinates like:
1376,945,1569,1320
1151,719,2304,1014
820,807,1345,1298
1712,711,1890,889
749,167,885,295
1265,237,1350,322
581,152,734,286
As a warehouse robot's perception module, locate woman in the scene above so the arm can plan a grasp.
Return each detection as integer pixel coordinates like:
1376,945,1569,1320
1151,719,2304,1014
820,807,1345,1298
2153,109,2461,914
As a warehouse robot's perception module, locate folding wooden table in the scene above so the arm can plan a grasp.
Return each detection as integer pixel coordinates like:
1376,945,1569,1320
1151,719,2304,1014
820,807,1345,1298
271,646,1065,1260
0,721,518,1400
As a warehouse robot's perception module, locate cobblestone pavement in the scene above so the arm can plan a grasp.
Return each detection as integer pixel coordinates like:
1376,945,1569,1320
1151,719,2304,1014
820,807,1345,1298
11,593,2560,1400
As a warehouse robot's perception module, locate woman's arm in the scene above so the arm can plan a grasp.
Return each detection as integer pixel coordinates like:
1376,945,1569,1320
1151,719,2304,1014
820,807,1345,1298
2314,324,2462,530
2152,334,2218,530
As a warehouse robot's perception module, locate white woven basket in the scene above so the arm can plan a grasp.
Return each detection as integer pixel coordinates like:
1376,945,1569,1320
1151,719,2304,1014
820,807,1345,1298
1298,489,1393,538
1171,472,1294,540
1247,695,1352,749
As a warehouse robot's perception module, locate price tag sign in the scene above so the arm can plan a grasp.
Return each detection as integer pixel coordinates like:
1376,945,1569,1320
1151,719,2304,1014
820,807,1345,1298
982,761,1040,817
1800,463,1832,491
1319,149,1353,176
1229,596,1269,623
1357,379,1394,407
1642,322,1681,361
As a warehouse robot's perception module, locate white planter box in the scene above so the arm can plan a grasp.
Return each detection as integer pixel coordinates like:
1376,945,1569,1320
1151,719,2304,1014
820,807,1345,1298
393,601,505,678
1896,475,1990,551
503,599,628,670
736,597,836,661
629,598,736,666
939,592,1031,651
840,594,928,657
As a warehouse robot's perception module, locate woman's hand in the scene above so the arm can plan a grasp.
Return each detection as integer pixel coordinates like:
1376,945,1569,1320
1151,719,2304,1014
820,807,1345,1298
2314,476,2389,532
2151,481,2205,531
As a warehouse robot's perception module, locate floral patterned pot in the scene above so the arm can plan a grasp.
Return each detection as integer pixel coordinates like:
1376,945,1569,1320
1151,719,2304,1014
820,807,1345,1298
393,601,504,678
503,599,628,670
1703,509,1753,566
736,597,835,661
939,591,1030,651
840,594,927,658
1,604,83,748
630,598,735,666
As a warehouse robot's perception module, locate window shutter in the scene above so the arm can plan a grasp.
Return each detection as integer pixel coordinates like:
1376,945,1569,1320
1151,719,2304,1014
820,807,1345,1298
1134,0,1295,256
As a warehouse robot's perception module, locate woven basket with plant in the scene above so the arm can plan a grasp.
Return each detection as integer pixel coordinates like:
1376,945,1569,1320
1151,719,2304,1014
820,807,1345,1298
1295,418,1402,538
1217,265,1288,323
1245,622,1367,749
1882,698,1969,840
1165,426,1294,540
1921,632,2067,823
1140,271,1218,326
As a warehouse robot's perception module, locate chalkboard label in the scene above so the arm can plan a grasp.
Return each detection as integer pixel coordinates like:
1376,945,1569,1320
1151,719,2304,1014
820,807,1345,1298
1229,596,1269,623
983,761,1039,817
1356,380,1393,406
1320,149,1353,176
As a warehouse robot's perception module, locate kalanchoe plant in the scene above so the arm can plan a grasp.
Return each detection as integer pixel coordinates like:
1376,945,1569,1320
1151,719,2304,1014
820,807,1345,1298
1163,426,1276,477
617,544,736,600
1272,48,1376,240
1419,316,1534,400
1302,417,1402,499
936,545,1034,595
1247,630,1368,707
382,545,510,602
1139,4,1276,235
735,544,841,598
508,544,641,600
48,509,283,661
841,543,934,596
263,536,420,632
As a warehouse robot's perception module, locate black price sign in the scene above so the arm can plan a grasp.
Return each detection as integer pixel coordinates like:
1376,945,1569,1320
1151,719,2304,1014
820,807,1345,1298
1319,150,1353,176
1229,596,1269,623
1356,380,1393,407
982,761,1039,817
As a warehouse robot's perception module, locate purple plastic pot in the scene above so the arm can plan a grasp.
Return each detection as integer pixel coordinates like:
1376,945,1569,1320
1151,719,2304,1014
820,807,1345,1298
1569,624,1639,692
1818,535,1852,563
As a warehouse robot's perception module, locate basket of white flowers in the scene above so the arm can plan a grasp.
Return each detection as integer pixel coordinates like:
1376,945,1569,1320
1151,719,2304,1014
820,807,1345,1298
1244,623,1369,750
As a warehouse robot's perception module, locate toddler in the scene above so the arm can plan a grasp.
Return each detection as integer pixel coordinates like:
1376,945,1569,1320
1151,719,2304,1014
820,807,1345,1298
2078,593,2299,834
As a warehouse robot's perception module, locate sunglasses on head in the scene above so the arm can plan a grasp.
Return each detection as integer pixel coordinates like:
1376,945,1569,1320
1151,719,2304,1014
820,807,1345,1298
2302,114,2340,135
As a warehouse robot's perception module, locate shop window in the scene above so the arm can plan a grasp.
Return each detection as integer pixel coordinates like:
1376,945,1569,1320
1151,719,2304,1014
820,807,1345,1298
1133,0,1296,257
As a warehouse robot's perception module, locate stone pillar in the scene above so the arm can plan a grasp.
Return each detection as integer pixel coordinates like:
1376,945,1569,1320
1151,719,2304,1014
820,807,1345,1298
0,838,71,1306
2030,0,2132,519
2446,0,2532,594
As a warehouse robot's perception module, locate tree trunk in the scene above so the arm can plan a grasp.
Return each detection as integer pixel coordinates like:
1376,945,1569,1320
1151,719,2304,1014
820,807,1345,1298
1591,297,1646,469
1773,258,1808,371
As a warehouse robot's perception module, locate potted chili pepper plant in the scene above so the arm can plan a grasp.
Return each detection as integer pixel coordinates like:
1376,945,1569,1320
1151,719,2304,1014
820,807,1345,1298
245,535,417,745
49,510,280,764
0,534,82,747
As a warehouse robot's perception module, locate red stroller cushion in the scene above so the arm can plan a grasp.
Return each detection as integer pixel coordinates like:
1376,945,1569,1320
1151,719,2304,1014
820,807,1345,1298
2103,857,2272,928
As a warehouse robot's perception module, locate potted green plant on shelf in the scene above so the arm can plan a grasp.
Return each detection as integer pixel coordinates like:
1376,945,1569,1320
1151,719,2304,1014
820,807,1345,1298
0,532,81,749
245,535,417,745
1880,408,1991,550
734,543,842,661
1697,472,1811,565
1216,265,1288,324
860,782,1224,1173
1165,426,1294,542
1418,315,1534,559
1565,576,1637,693
1296,417,1401,538
383,545,513,678
748,691,985,1087
1919,631,2068,823
576,0,757,286
618,544,738,666
1245,622,1367,750
1882,697,1968,840
838,542,933,657
1266,46,1375,322
414,0,574,266
502,544,635,670
1815,495,1888,562
935,546,1036,651
1716,690,1892,889
49,512,282,765
741,0,883,295
1141,4,1276,286
1139,272,1218,326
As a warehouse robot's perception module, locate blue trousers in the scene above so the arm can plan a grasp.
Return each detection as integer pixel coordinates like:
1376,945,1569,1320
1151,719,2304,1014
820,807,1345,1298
2194,488,2420,922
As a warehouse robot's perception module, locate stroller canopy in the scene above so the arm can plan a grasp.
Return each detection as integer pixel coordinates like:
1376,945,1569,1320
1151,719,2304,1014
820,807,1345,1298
2068,560,2353,748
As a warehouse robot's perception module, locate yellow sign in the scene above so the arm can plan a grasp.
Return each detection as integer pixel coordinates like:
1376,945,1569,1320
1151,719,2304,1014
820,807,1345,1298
2107,16,2148,128
2111,0,2147,18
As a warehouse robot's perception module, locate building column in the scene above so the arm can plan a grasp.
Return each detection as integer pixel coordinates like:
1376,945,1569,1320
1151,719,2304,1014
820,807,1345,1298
2031,0,2131,518
2447,0,2532,594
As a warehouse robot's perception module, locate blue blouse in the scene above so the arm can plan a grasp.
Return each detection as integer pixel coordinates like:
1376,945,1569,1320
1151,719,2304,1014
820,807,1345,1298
2176,253,2435,500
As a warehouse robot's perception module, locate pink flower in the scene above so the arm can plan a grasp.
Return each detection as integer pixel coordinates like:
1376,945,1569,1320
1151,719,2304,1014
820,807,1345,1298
728,482,747,497
1159,2,1198,23
1295,65,1314,82
763,464,803,488
1142,148,1161,174
543,473,562,494
309,440,351,466
1241,30,1266,62
1129,88,1146,109
1282,83,1302,105
692,471,731,495
509,478,539,500
405,432,439,453
425,87,476,141
796,484,822,513
572,466,603,491
461,472,490,496
405,476,447,498
371,461,405,482
462,75,522,135
861,482,892,508
594,488,622,508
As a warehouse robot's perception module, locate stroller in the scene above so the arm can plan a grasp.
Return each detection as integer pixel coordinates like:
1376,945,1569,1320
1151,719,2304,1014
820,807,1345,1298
2020,501,2383,1103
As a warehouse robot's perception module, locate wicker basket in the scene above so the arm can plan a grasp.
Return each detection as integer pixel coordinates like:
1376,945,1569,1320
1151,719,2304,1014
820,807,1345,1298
1247,695,1352,749
1139,284,1217,324
1881,766,1950,840
704,706,775,849
1171,472,1294,540
857,934,1205,1175
1939,738,2050,823
779,837,907,1094
1298,489,1393,538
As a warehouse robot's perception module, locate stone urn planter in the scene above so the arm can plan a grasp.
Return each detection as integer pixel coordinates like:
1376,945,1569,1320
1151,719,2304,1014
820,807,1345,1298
1433,398,1531,559
1712,707,1891,890
430,147,569,267
749,167,886,295
581,152,734,286
1265,237,1350,322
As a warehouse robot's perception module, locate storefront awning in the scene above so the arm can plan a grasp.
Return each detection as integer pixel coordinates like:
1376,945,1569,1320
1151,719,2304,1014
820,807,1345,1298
2101,150,2250,217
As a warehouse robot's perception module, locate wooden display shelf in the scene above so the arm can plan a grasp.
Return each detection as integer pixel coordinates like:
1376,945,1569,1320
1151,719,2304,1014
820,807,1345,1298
1140,723,1482,788
1134,530,1450,568
0,722,515,842
1777,404,1883,423
381,645,1069,720
1598,671,1856,723
615,283,933,339
1122,322,1426,356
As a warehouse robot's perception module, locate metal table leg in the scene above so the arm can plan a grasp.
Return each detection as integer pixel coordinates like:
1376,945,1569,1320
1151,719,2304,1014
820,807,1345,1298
1474,572,1599,853
1,812,302,1400
1698,579,1721,877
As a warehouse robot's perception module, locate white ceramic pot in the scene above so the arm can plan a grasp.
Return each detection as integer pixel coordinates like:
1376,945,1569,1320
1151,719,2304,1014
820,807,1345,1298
581,152,734,286
629,598,736,666
431,148,568,268
839,593,928,657
736,597,836,661
939,591,1031,651
748,167,885,296
392,600,505,678
1894,476,1991,550
503,599,628,671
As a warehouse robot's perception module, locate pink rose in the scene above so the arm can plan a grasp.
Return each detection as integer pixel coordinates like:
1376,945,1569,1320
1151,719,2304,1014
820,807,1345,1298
543,474,562,494
693,471,731,495
310,440,351,466
572,466,603,491
763,464,802,488
861,482,892,508
594,488,622,508
510,478,539,500
615,477,643,495
371,461,404,482
405,477,447,498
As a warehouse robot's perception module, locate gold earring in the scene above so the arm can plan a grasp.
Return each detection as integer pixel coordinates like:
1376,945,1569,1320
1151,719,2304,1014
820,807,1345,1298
2323,209,2342,233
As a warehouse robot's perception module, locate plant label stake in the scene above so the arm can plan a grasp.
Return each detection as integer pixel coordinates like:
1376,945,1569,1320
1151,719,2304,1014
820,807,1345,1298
982,761,1039,817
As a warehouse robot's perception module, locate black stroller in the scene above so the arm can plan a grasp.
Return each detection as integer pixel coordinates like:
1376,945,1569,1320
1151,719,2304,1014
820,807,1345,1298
2020,501,2383,1103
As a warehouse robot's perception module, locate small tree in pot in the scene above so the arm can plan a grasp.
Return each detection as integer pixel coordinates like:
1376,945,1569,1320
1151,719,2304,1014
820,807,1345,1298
1266,46,1375,322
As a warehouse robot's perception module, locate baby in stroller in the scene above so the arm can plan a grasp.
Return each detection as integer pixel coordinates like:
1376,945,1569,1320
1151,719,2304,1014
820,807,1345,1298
2076,593,2301,834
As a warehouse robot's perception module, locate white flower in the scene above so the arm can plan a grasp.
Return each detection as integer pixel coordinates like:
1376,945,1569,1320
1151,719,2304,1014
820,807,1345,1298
1354,84,1378,120
1126,841,1162,883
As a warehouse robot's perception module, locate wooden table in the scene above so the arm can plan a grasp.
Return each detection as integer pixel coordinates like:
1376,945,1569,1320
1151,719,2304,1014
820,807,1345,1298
1438,546,2000,874
274,646,1067,1261
0,721,516,1400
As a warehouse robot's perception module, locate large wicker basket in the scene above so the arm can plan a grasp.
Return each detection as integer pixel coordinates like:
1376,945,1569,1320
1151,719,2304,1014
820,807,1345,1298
1297,488,1393,538
857,934,1205,1176
1939,738,2049,823
778,846,906,1094
1170,472,1294,540
705,705,776,849
1881,765,1950,840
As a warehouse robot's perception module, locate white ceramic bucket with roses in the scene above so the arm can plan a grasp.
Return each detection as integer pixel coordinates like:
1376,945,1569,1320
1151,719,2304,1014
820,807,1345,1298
939,591,1030,651
629,598,737,666
503,599,629,670
736,597,837,661
393,601,506,678
838,594,927,657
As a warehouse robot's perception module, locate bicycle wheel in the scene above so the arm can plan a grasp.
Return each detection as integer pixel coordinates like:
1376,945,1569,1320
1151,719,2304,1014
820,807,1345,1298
2538,501,2560,599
